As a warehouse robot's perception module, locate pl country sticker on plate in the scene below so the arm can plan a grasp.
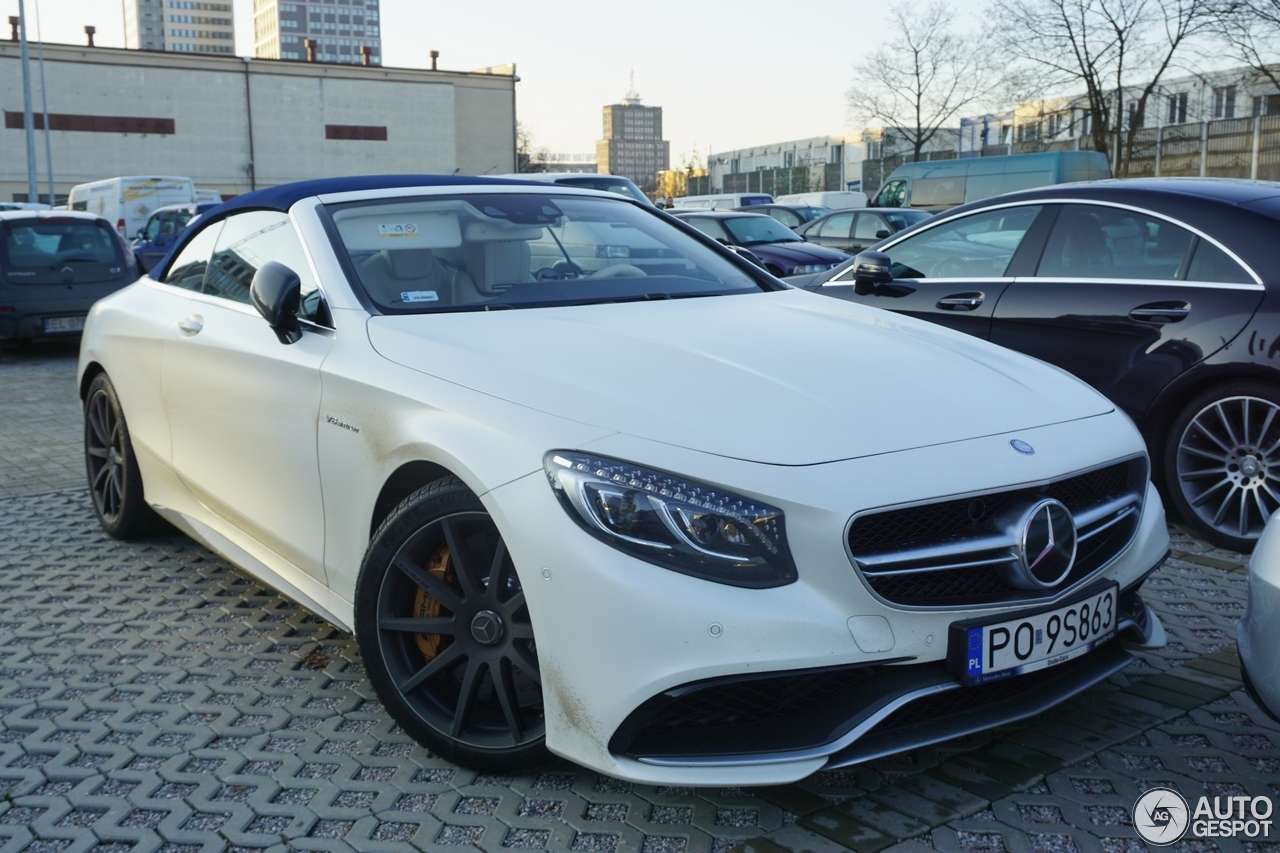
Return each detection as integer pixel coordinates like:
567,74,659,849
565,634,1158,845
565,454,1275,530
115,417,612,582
377,223,420,238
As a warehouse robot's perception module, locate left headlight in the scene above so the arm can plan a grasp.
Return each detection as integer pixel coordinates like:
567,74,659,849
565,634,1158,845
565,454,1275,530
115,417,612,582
544,451,798,588
792,263,831,274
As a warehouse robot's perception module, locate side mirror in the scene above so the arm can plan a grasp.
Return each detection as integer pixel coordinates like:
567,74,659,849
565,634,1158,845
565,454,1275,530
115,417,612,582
852,250,893,289
876,230,891,239
250,261,303,344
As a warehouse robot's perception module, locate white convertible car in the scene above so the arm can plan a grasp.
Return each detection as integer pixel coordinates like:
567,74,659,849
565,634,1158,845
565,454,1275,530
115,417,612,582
78,176,1170,785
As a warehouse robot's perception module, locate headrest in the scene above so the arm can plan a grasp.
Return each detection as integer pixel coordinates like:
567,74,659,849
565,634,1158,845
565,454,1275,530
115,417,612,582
387,249,433,279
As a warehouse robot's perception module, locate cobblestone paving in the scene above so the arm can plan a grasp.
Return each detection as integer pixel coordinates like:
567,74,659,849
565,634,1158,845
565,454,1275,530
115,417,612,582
0,347,1275,853
0,341,84,500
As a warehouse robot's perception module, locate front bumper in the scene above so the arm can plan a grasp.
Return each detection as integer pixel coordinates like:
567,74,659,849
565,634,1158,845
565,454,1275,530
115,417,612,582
488,412,1171,785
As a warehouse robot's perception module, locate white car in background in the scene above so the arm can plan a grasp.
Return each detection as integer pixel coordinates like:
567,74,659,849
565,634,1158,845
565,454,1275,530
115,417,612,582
1240,513,1280,723
78,176,1169,784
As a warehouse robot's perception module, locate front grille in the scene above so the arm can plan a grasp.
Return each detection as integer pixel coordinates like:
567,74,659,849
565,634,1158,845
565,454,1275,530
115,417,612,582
847,458,1146,607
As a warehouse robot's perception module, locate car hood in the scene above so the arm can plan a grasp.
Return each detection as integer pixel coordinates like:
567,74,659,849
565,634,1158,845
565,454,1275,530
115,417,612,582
367,289,1113,466
746,241,848,263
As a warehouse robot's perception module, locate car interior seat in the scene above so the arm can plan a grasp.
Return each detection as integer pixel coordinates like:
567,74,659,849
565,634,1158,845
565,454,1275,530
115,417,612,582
358,248,449,306
1058,212,1112,270
463,240,531,295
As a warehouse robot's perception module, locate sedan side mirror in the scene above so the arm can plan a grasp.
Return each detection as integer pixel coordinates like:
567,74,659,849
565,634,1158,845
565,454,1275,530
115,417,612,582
875,230,891,239
852,250,893,287
250,261,303,345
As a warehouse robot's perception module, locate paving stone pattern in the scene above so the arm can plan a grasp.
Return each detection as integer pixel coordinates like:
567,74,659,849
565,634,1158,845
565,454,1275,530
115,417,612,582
0,342,85,500
0,347,1276,853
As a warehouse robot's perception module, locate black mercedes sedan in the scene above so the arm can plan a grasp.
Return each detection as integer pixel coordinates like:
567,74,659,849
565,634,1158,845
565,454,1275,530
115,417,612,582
790,178,1280,552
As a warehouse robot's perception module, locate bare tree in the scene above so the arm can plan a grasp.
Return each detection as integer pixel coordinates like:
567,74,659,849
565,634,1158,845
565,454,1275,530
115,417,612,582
515,122,549,173
847,1,996,162
990,0,1211,176
1211,1,1280,92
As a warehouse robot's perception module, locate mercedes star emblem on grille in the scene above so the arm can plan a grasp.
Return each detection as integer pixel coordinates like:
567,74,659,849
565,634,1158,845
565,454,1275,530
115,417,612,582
1010,439,1035,455
1015,499,1077,588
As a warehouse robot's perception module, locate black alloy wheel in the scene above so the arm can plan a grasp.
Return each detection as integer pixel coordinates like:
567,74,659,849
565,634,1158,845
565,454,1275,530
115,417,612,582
1166,381,1280,552
84,373,162,539
356,477,547,770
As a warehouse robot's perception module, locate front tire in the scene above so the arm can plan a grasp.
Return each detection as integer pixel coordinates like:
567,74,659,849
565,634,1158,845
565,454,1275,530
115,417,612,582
1164,380,1280,552
355,477,548,770
84,373,163,539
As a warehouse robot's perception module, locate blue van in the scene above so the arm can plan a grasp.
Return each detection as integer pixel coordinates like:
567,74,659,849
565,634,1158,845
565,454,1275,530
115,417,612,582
870,151,1111,212
131,202,220,272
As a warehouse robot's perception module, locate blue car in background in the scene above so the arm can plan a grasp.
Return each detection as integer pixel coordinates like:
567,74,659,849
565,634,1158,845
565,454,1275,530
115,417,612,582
131,202,219,272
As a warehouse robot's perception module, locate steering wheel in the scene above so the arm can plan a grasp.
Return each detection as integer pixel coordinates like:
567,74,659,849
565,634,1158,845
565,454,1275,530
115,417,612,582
587,263,647,279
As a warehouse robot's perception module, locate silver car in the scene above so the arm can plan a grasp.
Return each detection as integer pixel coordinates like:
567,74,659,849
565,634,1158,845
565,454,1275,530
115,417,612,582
1240,511,1280,722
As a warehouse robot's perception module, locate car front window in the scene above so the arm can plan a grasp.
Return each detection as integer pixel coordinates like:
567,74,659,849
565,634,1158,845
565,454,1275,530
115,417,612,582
327,194,762,313
722,216,801,245
884,205,1042,279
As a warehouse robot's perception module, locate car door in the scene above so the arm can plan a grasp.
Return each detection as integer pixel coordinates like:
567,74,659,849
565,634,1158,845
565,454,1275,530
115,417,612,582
162,210,334,580
989,202,1267,419
808,212,855,251
818,204,1048,339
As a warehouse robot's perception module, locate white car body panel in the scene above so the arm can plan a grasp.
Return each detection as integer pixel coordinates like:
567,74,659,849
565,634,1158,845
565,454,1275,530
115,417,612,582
1240,510,1280,721
77,182,1171,784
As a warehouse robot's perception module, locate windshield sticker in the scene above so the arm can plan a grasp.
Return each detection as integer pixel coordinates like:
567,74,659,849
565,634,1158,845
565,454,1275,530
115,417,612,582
377,223,420,238
401,291,439,303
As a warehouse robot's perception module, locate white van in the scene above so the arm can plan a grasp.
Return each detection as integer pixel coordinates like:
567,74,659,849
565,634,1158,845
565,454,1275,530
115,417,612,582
774,190,867,210
671,193,773,210
67,176,196,239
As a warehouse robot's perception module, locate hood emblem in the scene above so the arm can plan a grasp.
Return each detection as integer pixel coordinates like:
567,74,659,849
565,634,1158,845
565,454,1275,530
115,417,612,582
1011,499,1077,589
1010,439,1035,455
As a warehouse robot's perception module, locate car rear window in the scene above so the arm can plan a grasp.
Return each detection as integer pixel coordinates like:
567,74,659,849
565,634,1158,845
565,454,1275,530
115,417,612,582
1,219,127,284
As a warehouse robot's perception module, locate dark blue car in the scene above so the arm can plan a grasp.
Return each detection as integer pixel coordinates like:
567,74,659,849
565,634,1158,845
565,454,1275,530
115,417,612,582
131,202,220,272
670,210,849,276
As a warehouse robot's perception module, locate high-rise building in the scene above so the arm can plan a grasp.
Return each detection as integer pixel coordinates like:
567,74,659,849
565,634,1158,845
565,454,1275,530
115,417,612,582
252,0,382,65
596,77,669,193
124,0,236,55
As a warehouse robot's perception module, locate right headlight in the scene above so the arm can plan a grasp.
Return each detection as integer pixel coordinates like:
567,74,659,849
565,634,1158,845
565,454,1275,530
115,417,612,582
544,451,798,588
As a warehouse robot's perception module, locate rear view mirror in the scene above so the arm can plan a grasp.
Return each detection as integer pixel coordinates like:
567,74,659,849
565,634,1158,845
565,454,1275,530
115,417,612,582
250,261,303,344
876,230,891,239
852,250,893,289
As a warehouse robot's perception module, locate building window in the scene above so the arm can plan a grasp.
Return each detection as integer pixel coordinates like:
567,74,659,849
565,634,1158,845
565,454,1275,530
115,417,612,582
1253,93,1280,116
1167,92,1188,124
1213,85,1237,119
1126,101,1144,129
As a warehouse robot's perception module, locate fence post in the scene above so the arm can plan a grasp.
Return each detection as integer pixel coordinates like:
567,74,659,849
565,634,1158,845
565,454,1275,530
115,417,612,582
1199,121,1208,177
1252,115,1261,180
1154,125,1162,176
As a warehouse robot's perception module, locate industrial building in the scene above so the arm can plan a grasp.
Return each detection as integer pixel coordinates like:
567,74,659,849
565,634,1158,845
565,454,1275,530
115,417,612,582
0,42,517,202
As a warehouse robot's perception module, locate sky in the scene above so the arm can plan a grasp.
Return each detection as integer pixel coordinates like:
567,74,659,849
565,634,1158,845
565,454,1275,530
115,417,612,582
13,0,971,165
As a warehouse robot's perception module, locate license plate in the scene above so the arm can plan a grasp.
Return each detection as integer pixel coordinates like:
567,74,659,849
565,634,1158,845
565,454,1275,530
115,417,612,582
43,316,85,333
950,584,1118,686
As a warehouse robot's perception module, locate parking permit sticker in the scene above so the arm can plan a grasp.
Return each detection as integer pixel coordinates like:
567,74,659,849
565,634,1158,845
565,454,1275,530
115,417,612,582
377,223,419,237
401,291,439,303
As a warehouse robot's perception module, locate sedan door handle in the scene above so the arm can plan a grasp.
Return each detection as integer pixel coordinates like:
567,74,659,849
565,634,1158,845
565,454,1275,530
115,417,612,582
177,315,204,336
937,292,985,311
1129,302,1191,323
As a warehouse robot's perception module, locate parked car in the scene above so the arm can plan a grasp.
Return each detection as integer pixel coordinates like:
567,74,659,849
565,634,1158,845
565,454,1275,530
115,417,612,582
1240,510,1280,723
798,208,933,254
670,210,849,275
78,174,1168,783
131,202,221,272
0,210,137,345
194,188,224,205
795,178,1280,551
775,190,868,210
499,172,652,205
869,151,1111,212
672,192,773,210
732,203,833,229
67,176,196,239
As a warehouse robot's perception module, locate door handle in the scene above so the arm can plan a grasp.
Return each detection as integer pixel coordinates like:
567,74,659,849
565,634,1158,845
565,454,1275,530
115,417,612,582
937,292,985,311
177,315,204,336
1129,302,1191,323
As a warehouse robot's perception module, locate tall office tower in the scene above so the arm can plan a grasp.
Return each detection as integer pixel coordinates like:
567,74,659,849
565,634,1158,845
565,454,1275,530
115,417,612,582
596,75,670,194
252,0,381,64
124,0,236,54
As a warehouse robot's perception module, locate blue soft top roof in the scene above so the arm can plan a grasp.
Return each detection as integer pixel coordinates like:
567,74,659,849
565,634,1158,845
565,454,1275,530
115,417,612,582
209,174,539,217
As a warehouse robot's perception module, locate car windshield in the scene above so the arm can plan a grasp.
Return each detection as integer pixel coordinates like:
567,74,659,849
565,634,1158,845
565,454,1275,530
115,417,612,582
1,218,125,284
327,193,764,313
721,216,802,245
552,177,650,204
882,210,932,230
797,206,832,222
